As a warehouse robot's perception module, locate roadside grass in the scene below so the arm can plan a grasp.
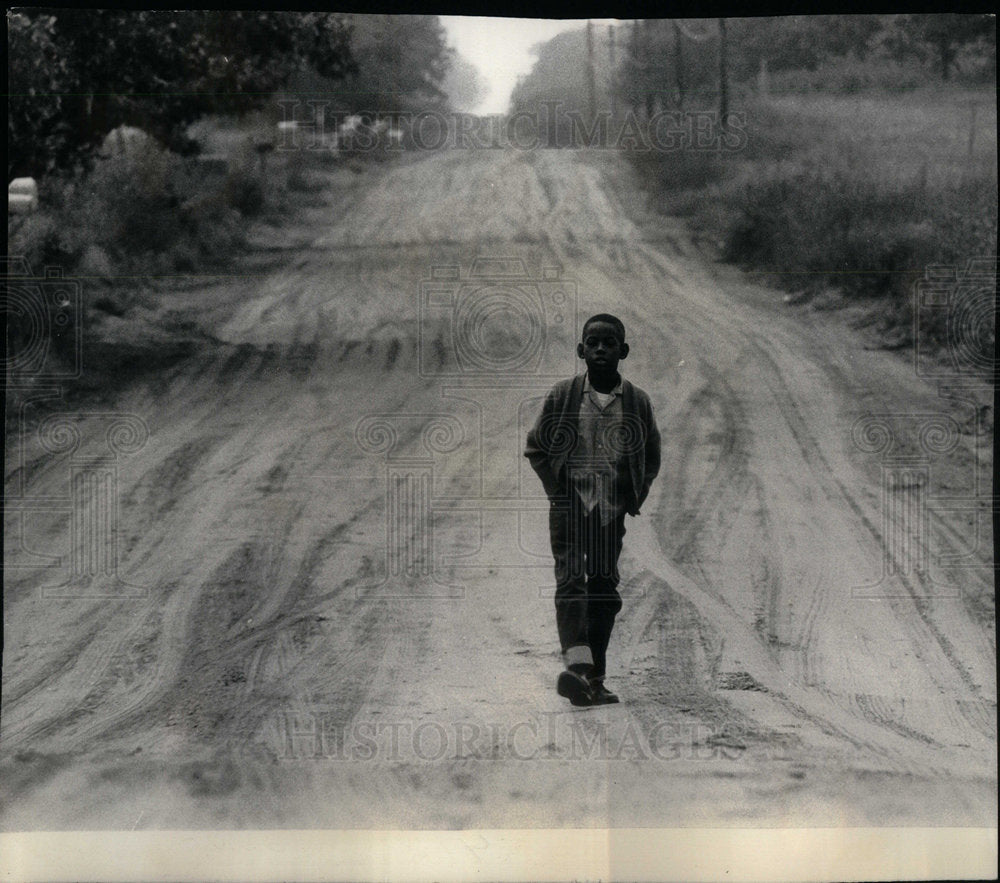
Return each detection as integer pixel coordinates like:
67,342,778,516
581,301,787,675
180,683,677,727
764,56,934,98
6,113,393,398
10,135,253,284
7,113,374,286
635,84,997,354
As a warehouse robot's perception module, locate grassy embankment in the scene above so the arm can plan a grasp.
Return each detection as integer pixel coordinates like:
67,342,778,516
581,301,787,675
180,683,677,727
8,112,362,281
6,114,380,395
634,82,998,353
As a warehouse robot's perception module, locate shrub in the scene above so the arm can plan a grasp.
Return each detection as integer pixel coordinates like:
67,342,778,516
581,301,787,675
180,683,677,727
178,188,245,259
224,167,266,216
79,137,186,255
723,150,997,309
8,132,264,287
8,210,78,269
767,56,929,96
223,141,268,216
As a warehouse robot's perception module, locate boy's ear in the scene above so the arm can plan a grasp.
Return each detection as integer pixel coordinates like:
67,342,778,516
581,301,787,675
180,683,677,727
576,341,585,359
619,341,630,360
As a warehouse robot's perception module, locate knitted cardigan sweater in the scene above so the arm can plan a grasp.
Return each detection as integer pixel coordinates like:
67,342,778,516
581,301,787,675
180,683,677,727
524,373,661,516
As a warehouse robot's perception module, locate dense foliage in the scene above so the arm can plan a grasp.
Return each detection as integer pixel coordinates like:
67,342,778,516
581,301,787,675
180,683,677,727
8,10,355,177
511,14,996,118
283,14,453,117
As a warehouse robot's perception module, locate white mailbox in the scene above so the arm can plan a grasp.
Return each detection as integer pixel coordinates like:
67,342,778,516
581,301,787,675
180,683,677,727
8,177,39,214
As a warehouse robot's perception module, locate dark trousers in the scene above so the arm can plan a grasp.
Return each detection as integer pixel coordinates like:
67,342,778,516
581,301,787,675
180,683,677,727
549,497,626,680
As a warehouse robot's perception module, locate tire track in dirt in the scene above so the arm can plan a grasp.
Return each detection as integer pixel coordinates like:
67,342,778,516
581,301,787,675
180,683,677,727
124,293,492,761
5,391,381,756
66,515,352,751
661,378,750,570
602,226,983,772
539,218,899,767
3,147,992,827
65,381,399,750
3,411,290,754
744,333,986,709
1,599,164,751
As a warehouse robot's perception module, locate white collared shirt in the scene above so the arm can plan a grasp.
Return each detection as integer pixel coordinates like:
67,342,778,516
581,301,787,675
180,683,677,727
567,374,629,524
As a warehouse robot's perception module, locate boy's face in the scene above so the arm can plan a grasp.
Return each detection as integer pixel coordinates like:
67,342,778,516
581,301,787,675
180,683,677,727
577,321,628,373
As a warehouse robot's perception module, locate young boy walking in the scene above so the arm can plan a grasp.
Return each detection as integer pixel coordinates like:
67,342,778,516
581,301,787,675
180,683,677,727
524,314,661,706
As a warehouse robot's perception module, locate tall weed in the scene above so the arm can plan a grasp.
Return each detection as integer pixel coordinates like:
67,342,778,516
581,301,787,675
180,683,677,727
635,85,997,353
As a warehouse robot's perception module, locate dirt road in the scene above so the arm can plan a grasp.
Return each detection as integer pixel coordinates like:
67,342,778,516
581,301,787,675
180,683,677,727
2,147,995,829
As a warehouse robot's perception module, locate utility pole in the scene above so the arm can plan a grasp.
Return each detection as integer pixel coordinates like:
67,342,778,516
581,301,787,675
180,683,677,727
672,21,684,109
967,101,978,159
643,19,655,119
586,19,597,125
608,24,617,120
628,19,641,117
718,17,729,123
757,56,770,98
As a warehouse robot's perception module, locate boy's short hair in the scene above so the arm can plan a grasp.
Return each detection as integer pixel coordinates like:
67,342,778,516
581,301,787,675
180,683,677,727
582,313,626,342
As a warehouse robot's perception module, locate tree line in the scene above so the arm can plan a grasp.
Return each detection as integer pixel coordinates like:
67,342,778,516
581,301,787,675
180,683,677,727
8,11,454,178
513,14,996,122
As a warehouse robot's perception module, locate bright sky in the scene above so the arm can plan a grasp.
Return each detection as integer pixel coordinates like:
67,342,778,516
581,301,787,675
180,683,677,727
441,16,620,115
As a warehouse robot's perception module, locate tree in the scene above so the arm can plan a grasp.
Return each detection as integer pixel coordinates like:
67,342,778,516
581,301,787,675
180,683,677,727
441,54,490,114
884,14,995,81
513,26,626,117
723,16,886,82
7,10,355,177
616,19,718,115
330,14,452,115
8,12,72,177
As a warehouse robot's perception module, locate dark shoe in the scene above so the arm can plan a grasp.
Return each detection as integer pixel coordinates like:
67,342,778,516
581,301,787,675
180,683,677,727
557,670,593,706
591,682,620,704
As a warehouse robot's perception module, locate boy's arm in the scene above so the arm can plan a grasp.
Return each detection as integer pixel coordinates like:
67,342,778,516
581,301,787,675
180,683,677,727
637,398,662,509
646,404,662,481
524,391,566,499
